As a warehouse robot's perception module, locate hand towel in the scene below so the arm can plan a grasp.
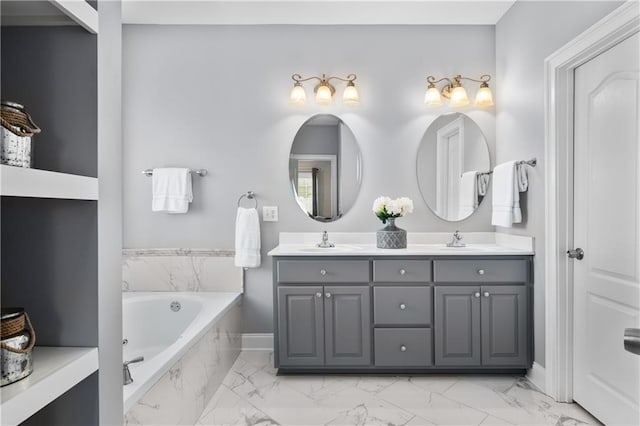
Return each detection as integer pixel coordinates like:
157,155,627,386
492,161,527,227
152,168,193,214
477,173,490,197
235,207,261,268
458,171,479,219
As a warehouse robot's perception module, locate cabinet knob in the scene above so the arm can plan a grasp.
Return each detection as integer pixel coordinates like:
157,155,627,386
315,292,322,298
320,269,327,276
325,292,332,298
474,292,481,298
477,269,485,275
399,269,406,275
483,291,490,298
399,303,407,310
400,345,407,352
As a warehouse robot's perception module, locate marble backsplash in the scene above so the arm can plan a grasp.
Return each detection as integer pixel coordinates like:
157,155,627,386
125,301,242,425
122,249,242,293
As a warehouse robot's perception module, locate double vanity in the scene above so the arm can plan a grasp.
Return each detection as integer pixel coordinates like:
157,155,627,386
269,233,534,374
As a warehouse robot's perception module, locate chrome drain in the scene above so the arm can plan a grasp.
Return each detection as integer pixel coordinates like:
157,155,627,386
170,301,181,312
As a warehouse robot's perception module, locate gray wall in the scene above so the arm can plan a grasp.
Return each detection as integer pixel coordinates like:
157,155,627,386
122,25,496,333
495,0,622,367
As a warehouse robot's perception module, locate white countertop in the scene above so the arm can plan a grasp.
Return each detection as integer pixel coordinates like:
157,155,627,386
268,232,534,256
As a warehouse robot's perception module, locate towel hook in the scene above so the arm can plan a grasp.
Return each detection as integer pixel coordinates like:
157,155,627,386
237,191,257,208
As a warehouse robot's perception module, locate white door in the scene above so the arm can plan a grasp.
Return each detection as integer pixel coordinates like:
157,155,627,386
436,117,464,220
573,32,640,425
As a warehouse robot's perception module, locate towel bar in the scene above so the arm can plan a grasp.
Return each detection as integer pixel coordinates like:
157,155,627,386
142,169,207,177
482,158,537,175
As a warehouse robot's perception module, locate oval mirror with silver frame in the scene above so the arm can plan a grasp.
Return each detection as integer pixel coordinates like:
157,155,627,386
289,114,362,222
417,113,491,222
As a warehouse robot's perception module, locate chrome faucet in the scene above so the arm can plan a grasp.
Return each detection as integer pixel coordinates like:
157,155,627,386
123,356,144,385
317,231,335,248
447,230,466,248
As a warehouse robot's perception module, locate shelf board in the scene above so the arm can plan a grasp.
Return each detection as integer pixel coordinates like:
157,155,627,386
1,346,98,426
1,0,98,34
0,165,98,200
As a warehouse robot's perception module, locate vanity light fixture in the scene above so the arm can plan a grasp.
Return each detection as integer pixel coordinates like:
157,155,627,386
424,74,494,107
289,73,359,105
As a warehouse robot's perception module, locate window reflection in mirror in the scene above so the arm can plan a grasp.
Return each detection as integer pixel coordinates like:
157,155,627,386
417,113,491,222
289,115,361,222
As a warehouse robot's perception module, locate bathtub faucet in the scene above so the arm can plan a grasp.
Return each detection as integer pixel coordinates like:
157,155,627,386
123,356,144,385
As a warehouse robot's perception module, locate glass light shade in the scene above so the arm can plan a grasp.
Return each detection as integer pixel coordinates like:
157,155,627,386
449,85,470,107
289,84,307,105
424,86,443,106
342,84,360,105
315,84,333,105
475,86,494,107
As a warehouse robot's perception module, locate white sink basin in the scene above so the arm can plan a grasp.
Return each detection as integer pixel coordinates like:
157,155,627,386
295,245,362,253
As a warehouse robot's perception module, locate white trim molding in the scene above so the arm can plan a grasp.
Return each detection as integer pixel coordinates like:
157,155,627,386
526,362,547,394
544,1,639,402
241,333,274,351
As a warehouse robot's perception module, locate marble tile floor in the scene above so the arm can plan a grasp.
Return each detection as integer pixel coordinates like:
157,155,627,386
196,351,601,426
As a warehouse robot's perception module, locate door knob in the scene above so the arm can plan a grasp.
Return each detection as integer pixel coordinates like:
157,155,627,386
477,269,485,275
567,248,584,260
320,269,327,275
483,291,490,298
325,292,332,298
624,328,640,355
400,345,407,352
399,303,407,310
399,269,406,275
474,292,480,298
315,292,322,298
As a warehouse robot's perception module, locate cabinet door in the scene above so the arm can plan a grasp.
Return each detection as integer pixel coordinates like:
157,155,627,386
481,285,528,366
434,286,481,366
324,286,371,366
277,286,324,366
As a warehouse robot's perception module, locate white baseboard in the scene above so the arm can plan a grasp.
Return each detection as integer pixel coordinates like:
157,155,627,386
527,362,546,393
241,333,274,351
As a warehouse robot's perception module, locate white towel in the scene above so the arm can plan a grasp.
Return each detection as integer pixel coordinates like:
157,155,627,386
491,161,528,227
477,173,490,197
235,207,261,268
151,168,193,214
458,171,479,220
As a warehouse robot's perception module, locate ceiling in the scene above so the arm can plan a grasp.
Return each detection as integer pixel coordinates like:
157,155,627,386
122,0,517,25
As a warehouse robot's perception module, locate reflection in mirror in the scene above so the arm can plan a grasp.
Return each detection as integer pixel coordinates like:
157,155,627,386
417,113,490,222
289,115,362,222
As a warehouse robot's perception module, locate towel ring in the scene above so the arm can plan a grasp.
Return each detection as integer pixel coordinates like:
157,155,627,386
238,191,257,208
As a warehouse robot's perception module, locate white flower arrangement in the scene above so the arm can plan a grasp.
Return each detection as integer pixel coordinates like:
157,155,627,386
372,196,414,224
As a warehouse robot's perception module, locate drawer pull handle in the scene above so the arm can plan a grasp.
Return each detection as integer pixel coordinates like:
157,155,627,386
399,303,407,310
474,292,481,298
483,291,490,298
325,292,332,298
478,269,485,275
400,345,407,352
320,269,327,276
399,269,406,275
315,292,322,298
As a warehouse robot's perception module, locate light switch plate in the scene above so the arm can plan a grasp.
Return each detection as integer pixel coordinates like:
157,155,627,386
262,206,279,222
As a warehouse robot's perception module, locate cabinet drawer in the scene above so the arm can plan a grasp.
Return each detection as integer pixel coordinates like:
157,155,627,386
277,260,370,283
433,260,528,283
373,260,431,283
374,328,432,366
374,286,432,326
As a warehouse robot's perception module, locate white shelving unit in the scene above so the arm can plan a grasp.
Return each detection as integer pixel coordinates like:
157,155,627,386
1,1,103,424
0,0,98,33
0,347,99,426
0,165,98,200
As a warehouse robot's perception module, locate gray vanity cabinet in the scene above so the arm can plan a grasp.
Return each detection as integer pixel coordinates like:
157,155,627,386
276,282,371,367
434,286,481,366
434,284,529,367
277,286,325,366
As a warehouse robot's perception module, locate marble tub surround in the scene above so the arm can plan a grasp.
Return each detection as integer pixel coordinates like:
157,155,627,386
122,249,242,292
270,232,534,256
197,350,600,426
125,302,242,425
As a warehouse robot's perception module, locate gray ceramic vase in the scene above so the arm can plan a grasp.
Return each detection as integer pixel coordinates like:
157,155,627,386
376,217,407,249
